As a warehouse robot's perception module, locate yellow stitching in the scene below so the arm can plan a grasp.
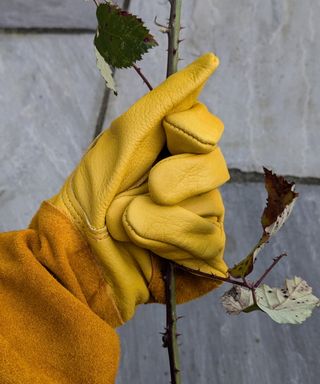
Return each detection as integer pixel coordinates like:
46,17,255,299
68,175,107,232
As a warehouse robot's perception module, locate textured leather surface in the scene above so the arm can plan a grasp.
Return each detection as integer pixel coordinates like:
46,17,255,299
50,53,230,322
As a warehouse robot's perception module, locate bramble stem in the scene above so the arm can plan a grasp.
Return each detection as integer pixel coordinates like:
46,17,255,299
177,254,286,290
164,262,181,383
163,1,183,383
254,253,287,288
166,0,183,77
133,64,153,91
92,0,99,7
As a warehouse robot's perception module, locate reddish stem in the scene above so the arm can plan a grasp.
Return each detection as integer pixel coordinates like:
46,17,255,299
175,264,249,288
133,64,153,91
254,253,287,288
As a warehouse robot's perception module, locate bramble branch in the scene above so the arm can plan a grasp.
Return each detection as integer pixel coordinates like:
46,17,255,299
176,253,287,291
163,1,183,383
254,253,287,288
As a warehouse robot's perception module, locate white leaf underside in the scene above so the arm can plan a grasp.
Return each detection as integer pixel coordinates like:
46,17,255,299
264,195,298,236
95,47,117,94
221,277,319,324
220,285,254,315
255,276,320,324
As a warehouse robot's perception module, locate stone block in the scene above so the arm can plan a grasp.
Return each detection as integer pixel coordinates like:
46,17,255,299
0,0,96,29
0,34,104,230
0,0,124,29
104,0,320,178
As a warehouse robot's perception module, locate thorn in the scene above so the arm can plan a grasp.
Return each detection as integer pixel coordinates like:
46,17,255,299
176,315,184,320
160,28,170,34
154,16,170,32
178,39,185,44
162,333,169,348
180,25,185,30
176,333,182,337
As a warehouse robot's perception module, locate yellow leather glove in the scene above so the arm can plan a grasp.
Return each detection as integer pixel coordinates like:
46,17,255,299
49,53,229,324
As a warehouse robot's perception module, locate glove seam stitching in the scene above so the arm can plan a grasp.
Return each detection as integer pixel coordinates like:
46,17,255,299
63,179,110,241
164,120,216,147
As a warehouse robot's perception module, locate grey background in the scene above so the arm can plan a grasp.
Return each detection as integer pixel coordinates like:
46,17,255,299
0,1,319,383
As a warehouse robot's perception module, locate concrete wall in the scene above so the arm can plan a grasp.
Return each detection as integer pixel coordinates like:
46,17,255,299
0,1,319,383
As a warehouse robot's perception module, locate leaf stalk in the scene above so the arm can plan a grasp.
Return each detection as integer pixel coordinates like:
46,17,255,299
133,64,153,91
254,253,287,288
176,252,287,291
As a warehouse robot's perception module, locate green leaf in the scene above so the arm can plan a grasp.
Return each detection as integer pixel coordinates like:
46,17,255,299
229,169,298,278
255,277,320,324
94,2,158,69
95,47,117,95
228,235,268,279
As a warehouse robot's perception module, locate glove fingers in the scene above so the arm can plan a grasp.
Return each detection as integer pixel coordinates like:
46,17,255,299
122,195,227,276
163,102,224,155
63,54,219,230
106,182,149,242
148,147,229,205
105,54,219,191
179,189,225,221
107,189,225,242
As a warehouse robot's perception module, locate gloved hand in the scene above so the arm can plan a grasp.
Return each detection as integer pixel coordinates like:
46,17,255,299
49,52,229,324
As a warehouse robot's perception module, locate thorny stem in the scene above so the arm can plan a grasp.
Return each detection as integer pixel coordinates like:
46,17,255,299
254,253,287,288
133,64,153,91
176,253,287,291
163,1,183,384
176,264,249,287
164,262,181,383
166,0,183,77
92,0,99,7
